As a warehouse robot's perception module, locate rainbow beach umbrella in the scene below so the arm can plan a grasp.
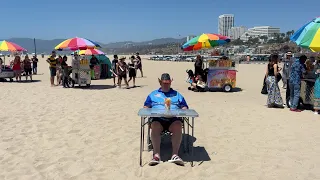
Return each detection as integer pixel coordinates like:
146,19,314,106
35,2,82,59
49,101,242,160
0,40,27,51
78,49,105,55
182,33,230,51
291,17,320,52
55,37,101,51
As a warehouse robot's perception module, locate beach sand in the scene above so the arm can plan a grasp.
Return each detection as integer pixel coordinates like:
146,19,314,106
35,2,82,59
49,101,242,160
0,56,319,180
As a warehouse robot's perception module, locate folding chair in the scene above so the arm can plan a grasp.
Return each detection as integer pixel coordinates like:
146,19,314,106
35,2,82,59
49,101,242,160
138,108,198,167
146,117,190,153
139,117,194,166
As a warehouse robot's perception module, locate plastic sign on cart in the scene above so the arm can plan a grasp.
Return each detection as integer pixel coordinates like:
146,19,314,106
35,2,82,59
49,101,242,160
207,69,236,88
205,58,237,89
208,60,233,68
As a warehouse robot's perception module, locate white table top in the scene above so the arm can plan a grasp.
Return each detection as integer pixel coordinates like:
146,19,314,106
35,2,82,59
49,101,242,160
138,108,199,118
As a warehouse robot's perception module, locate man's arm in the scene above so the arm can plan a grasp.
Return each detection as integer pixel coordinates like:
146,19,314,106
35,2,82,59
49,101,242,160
143,95,152,108
302,64,307,75
178,93,189,109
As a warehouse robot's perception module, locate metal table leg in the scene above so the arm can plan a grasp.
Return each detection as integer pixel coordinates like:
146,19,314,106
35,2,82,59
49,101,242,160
183,118,187,153
147,118,152,151
191,117,194,167
140,117,143,166
187,117,190,153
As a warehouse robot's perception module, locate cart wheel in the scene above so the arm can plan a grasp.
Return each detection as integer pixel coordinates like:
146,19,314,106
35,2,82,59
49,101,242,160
71,80,75,88
223,84,232,92
286,97,291,108
86,84,90,87
10,78,13,82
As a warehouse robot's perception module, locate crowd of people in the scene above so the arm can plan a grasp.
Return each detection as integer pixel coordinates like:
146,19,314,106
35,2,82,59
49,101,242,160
110,52,143,88
4,54,39,82
264,52,320,114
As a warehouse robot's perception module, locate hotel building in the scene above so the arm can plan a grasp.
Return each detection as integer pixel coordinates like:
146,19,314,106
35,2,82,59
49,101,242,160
240,26,280,41
228,26,247,39
218,14,235,36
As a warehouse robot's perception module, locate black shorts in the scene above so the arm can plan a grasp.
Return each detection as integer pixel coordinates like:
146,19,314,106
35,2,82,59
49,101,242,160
49,67,57,77
24,68,32,75
129,70,136,78
150,117,183,131
118,73,127,80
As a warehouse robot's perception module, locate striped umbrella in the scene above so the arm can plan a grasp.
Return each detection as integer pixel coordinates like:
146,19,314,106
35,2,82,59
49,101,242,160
291,17,320,52
55,37,101,51
0,40,27,51
182,33,230,51
78,49,105,55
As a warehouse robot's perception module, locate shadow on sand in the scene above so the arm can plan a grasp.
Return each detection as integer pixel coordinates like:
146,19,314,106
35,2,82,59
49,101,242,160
207,87,243,93
0,79,42,83
158,134,211,165
74,84,116,90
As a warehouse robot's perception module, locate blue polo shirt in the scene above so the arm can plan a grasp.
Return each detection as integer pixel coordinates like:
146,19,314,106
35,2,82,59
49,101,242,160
144,88,188,110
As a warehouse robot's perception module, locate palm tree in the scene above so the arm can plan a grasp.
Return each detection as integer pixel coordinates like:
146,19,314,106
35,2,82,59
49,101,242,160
245,33,249,41
286,31,291,37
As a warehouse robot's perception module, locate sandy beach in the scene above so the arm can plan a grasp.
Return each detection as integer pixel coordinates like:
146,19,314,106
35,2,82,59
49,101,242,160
0,56,319,180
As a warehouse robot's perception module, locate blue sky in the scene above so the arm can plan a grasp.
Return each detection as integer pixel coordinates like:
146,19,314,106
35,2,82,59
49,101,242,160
2,0,319,43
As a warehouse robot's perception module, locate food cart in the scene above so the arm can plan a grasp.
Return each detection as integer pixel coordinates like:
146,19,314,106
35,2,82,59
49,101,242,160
0,54,14,82
71,55,91,87
300,79,315,108
204,57,237,92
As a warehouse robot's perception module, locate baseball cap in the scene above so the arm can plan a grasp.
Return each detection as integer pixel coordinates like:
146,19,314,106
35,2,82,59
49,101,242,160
160,73,171,81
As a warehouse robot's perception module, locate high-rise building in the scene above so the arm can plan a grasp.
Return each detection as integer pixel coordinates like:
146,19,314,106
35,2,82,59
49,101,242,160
218,14,234,36
240,26,280,41
186,35,196,42
228,26,247,39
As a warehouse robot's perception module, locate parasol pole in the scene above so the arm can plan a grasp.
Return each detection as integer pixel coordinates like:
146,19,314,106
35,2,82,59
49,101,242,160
33,38,36,55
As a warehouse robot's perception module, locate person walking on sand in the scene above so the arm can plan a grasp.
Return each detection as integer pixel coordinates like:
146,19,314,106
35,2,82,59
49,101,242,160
289,55,307,112
111,55,119,86
46,51,57,86
116,56,129,89
23,55,33,81
265,54,284,108
32,55,38,74
313,58,320,114
128,55,137,87
12,56,22,82
135,52,143,77
282,52,294,89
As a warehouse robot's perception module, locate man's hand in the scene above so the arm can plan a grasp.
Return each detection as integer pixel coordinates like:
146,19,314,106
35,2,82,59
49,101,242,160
143,106,150,108
181,107,188,110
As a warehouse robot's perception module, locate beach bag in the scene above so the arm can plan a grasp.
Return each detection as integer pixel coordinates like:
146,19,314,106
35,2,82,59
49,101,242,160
276,73,282,82
261,76,268,94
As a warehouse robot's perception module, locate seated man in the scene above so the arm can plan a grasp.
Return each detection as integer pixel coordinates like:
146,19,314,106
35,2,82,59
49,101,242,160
144,73,188,166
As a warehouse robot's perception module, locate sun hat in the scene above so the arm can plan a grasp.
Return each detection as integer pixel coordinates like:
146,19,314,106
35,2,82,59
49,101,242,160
286,52,292,56
119,56,126,60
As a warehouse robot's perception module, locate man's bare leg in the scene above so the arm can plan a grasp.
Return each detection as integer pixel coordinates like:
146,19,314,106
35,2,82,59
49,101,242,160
168,120,184,165
151,121,163,156
169,121,182,155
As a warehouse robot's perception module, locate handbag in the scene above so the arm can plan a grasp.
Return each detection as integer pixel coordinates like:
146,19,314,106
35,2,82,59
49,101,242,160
261,76,268,94
276,73,282,82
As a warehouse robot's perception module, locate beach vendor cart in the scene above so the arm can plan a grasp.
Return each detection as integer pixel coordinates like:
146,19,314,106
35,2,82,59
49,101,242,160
204,57,237,92
71,54,91,87
299,78,316,108
182,33,232,91
0,54,14,82
54,37,101,87
0,40,27,82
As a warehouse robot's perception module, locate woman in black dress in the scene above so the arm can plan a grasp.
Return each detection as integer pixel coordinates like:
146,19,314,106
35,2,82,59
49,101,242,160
194,55,203,76
128,56,136,87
